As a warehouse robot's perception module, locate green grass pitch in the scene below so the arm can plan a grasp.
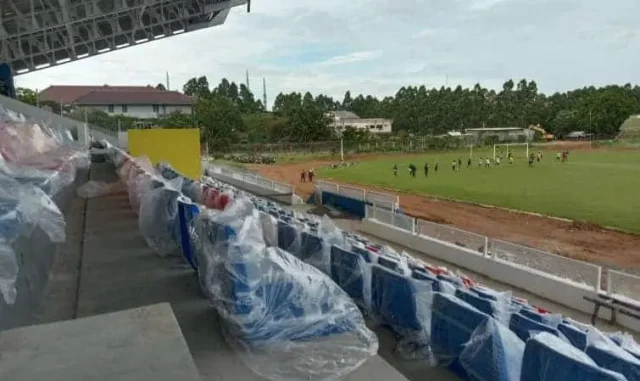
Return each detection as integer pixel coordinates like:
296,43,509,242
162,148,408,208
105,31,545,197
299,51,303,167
317,147,640,233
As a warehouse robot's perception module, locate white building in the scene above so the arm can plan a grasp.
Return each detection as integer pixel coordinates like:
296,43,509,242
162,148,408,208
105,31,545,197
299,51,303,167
327,111,392,134
39,85,195,119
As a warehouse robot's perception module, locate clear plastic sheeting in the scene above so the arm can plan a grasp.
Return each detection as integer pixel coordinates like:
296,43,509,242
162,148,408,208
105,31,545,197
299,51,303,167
138,177,183,257
585,328,640,381
76,180,119,198
611,332,640,360
0,172,66,304
521,332,627,381
460,317,525,381
192,197,378,381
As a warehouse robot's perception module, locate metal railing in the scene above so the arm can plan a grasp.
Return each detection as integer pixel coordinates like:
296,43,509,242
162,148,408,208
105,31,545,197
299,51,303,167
417,219,487,254
607,269,640,303
314,180,399,211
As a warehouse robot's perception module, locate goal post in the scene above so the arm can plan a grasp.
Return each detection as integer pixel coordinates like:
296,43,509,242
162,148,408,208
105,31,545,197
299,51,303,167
493,143,529,160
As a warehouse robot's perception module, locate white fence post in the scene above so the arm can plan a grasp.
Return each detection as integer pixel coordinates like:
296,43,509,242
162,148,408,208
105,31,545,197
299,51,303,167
606,268,613,295
595,267,602,293
411,217,416,235
484,236,489,258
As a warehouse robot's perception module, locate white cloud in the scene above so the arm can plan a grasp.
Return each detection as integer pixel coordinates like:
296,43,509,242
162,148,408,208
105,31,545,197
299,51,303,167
14,0,640,107
318,51,383,66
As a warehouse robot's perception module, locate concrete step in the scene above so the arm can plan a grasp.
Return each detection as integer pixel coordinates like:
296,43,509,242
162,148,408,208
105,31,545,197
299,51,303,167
0,303,201,381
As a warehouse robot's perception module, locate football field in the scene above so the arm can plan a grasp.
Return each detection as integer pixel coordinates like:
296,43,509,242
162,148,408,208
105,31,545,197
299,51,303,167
317,147,640,233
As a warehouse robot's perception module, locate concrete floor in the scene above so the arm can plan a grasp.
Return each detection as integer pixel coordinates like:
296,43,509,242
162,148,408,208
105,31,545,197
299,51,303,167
32,163,420,381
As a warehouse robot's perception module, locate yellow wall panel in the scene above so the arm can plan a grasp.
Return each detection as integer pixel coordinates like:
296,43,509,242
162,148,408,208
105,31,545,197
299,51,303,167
128,128,201,179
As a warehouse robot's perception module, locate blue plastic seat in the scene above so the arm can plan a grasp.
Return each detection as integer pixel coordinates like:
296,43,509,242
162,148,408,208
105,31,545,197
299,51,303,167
330,245,368,307
277,220,300,253
460,317,525,381
431,292,490,378
509,313,559,342
456,288,495,316
587,342,640,381
521,333,626,381
558,322,587,351
177,198,200,269
370,264,423,333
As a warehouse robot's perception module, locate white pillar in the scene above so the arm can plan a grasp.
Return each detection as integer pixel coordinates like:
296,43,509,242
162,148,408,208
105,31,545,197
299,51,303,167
77,123,90,147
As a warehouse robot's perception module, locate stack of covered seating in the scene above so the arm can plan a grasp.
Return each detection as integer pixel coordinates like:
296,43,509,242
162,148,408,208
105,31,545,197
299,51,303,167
105,144,640,381
0,105,88,330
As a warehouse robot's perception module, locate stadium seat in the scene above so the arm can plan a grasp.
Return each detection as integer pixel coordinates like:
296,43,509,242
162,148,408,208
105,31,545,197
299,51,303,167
370,263,424,333
330,245,370,308
521,332,626,381
558,322,588,351
460,317,525,381
277,220,300,253
431,292,490,377
455,288,495,316
177,198,200,269
586,339,640,381
509,313,559,342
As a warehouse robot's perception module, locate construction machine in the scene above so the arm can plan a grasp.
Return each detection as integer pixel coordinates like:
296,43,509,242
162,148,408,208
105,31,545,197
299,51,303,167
528,124,555,141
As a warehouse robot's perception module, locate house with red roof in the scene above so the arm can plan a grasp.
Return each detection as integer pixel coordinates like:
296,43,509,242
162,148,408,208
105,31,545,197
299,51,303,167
38,85,195,119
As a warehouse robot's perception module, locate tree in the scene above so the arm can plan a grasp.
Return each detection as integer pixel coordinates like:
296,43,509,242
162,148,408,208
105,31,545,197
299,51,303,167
195,95,244,152
157,110,194,128
156,83,167,91
17,88,38,106
183,76,210,98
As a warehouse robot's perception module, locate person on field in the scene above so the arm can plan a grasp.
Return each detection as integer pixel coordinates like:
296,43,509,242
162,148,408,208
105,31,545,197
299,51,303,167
457,158,462,170
537,151,542,162
478,157,483,167
409,164,417,177
496,156,501,166
300,169,306,182
529,153,535,167
434,162,439,173
556,152,561,161
509,155,514,164
308,168,314,182
467,158,472,168
393,164,398,176
424,162,429,177
485,158,491,168
452,160,457,171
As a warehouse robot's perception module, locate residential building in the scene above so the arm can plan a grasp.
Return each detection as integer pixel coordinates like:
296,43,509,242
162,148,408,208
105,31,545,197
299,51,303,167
326,110,393,134
38,85,195,119
464,127,534,144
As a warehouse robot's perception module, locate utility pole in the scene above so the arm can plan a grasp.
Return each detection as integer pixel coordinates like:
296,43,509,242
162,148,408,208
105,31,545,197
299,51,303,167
246,70,250,90
166,71,170,91
262,77,267,111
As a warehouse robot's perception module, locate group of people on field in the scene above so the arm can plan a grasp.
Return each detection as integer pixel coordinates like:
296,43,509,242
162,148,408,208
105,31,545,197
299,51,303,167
393,149,565,177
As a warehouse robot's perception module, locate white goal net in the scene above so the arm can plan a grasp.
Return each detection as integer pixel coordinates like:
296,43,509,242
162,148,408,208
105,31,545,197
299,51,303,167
493,143,529,160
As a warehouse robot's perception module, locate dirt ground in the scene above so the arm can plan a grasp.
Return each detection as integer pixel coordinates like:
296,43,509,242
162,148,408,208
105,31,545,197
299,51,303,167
249,150,640,272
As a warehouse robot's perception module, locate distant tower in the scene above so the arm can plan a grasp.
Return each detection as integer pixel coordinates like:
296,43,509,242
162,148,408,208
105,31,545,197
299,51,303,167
166,71,170,91
246,69,250,90
262,77,267,111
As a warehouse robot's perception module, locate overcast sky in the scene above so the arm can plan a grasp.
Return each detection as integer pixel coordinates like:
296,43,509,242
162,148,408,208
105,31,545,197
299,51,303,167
15,0,640,106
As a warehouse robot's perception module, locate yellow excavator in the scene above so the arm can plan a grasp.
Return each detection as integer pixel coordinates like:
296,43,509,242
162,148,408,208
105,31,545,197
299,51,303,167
528,124,555,141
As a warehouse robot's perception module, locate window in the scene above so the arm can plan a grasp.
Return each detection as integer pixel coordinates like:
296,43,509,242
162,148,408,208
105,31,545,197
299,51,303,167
153,104,159,113
122,105,128,113
108,104,114,113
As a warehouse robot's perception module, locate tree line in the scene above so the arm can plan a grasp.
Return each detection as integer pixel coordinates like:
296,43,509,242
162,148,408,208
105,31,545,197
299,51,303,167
14,77,640,150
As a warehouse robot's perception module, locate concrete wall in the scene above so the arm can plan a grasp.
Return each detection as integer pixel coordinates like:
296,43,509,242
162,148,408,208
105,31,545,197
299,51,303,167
360,218,640,333
206,170,294,205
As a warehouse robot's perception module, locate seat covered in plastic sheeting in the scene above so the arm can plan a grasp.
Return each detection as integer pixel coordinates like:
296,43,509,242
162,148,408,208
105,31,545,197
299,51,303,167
431,292,490,377
259,212,278,248
370,259,429,333
610,333,640,361
192,200,379,381
177,198,201,269
330,245,371,308
277,220,300,253
0,172,66,305
558,322,588,351
456,288,495,316
460,318,525,381
138,177,184,257
155,162,202,202
586,330,640,381
509,313,559,342
521,332,627,381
